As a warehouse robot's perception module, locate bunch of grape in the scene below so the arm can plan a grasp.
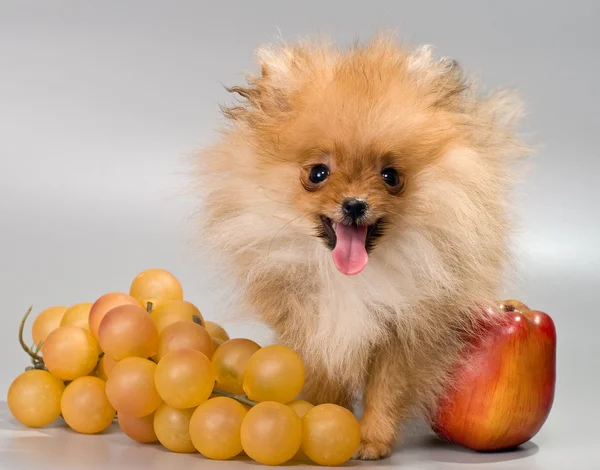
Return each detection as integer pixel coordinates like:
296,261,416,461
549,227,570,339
7,269,361,466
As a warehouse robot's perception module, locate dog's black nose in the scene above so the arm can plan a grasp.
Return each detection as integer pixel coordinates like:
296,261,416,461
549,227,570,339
342,198,367,221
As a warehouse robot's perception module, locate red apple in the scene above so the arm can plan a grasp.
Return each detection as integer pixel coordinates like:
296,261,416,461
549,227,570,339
431,301,556,452
498,299,530,314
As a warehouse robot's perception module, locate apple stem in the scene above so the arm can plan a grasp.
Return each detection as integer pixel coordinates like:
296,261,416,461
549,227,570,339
19,306,46,370
146,302,153,313
212,388,257,407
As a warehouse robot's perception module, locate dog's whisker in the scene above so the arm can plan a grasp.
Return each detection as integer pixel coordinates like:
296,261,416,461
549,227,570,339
267,213,308,258
260,186,293,206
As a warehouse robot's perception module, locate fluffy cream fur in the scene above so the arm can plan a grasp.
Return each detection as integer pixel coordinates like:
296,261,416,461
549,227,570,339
191,34,529,459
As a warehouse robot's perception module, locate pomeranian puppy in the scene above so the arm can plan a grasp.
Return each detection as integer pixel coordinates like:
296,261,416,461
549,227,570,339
192,34,528,459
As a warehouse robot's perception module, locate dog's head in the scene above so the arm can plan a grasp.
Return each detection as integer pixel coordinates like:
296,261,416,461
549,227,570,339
198,36,526,290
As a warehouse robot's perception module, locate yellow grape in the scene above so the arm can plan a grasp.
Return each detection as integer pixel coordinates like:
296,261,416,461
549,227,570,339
60,302,93,330
243,344,305,403
288,399,315,418
212,338,261,395
189,397,247,460
153,403,196,453
301,404,361,466
151,299,204,333
97,304,158,361
154,348,215,409
94,354,117,381
118,412,158,443
61,376,115,434
129,268,183,310
105,357,162,417
88,292,141,340
31,306,67,346
42,326,99,381
212,337,224,354
240,401,302,465
288,400,315,461
156,320,213,362
7,370,64,427
204,321,229,342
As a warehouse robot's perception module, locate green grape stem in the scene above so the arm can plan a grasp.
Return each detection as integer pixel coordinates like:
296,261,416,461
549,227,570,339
18,306,46,370
212,388,257,407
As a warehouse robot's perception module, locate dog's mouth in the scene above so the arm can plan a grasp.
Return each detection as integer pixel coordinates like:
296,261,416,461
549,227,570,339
317,216,385,276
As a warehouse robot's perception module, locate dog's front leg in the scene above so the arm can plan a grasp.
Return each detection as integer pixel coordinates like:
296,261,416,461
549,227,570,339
354,344,409,460
301,365,353,409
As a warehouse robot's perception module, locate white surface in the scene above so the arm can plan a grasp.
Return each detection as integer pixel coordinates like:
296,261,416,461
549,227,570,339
0,402,594,470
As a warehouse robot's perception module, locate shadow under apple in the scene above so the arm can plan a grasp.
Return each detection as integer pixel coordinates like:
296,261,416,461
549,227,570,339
421,435,539,464
390,418,540,466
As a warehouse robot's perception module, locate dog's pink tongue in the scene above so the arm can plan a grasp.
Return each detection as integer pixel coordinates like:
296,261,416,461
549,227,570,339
332,224,369,275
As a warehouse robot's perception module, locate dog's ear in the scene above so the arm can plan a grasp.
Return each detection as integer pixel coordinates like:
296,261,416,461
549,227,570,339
256,46,299,90
222,44,305,121
405,45,467,108
406,45,463,81
444,59,463,81
252,45,303,113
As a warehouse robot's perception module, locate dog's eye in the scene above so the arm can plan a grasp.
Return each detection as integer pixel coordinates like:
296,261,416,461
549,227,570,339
309,165,330,184
381,168,402,188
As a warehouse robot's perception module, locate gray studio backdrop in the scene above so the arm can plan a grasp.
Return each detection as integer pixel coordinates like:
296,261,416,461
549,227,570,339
0,0,598,463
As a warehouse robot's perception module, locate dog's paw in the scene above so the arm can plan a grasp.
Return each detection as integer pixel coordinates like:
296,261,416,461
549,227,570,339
353,440,392,460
